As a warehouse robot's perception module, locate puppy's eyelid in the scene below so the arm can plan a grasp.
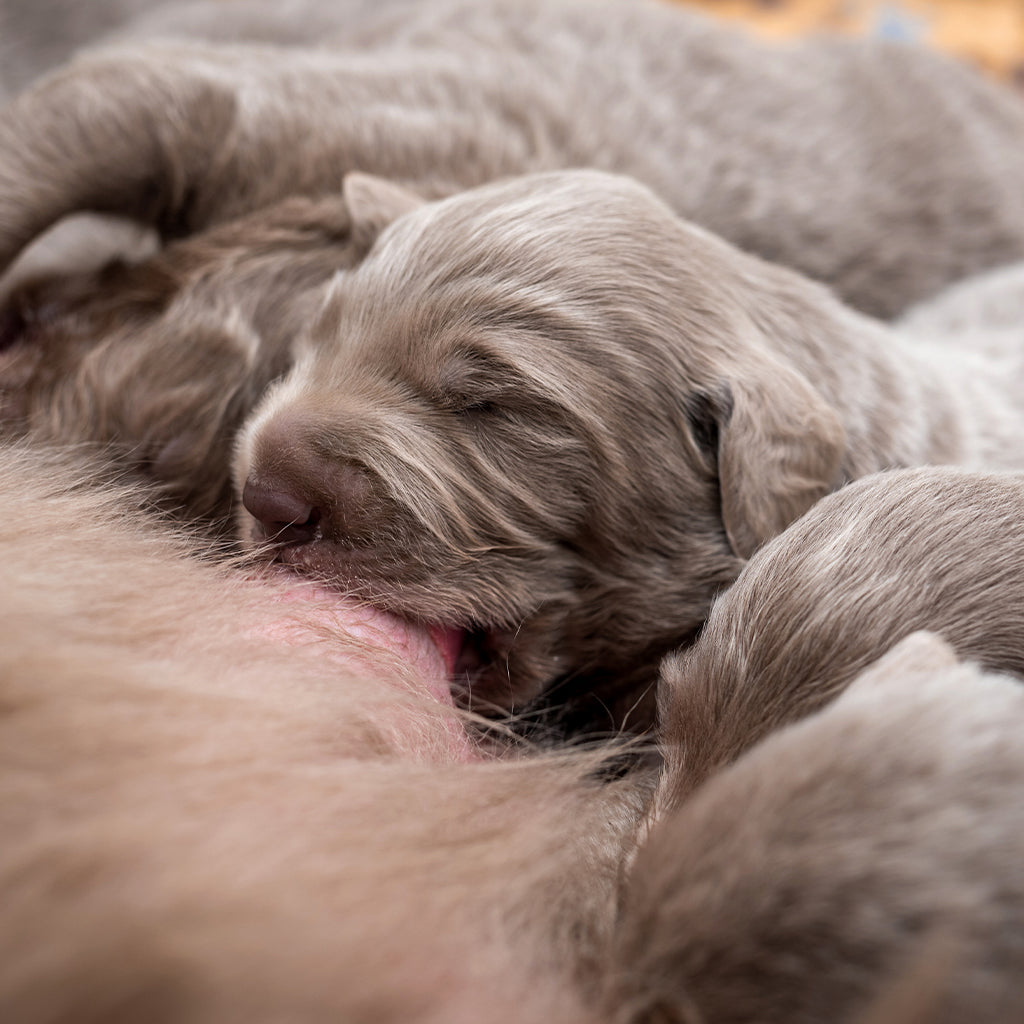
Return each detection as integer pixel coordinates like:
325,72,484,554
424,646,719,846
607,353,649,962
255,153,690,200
452,397,499,417
432,347,515,414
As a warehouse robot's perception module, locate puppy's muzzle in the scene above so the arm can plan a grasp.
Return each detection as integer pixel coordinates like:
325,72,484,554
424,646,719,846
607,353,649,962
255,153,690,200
242,415,376,550
242,475,321,546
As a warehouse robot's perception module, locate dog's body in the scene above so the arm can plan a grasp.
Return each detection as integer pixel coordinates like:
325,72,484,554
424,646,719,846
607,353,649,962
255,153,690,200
658,467,1024,800
231,170,1024,728
6,443,1024,1022
615,631,1024,1024
0,440,637,1023
620,468,1024,1022
3,0,1024,318
0,0,418,93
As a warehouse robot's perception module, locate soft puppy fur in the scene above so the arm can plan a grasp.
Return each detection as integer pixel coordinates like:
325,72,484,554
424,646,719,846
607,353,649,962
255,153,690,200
658,466,1024,800
7,444,1024,1022
613,631,1024,1024
235,170,1024,727
4,0,1024,316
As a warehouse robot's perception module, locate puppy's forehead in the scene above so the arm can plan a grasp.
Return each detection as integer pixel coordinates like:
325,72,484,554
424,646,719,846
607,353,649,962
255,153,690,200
303,170,740,404
321,172,689,352
372,171,679,289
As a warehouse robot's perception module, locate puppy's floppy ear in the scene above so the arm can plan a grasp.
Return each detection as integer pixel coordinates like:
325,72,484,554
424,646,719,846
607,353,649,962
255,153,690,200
842,632,960,700
342,173,425,253
694,352,846,559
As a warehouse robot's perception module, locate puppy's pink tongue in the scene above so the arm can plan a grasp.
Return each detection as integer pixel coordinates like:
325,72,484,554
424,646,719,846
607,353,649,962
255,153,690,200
260,582,477,762
427,625,468,678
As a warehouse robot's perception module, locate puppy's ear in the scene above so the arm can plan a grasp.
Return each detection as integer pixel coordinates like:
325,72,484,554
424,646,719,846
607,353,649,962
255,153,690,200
842,632,960,700
699,353,846,559
342,173,424,252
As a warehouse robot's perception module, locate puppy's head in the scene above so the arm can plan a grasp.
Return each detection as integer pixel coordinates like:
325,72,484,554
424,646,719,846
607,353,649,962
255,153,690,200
0,196,368,528
236,171,847,719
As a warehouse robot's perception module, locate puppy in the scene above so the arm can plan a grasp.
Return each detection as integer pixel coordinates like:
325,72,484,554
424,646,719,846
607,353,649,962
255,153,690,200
0,194,368,525
611,632,1024,1024
658,466,1024,801
235,170,1024,728
4,0,1024,316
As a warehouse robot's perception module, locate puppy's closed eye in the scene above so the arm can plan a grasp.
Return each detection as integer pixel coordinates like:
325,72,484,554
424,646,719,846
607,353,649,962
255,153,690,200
0,304,28,355
429,349,522,418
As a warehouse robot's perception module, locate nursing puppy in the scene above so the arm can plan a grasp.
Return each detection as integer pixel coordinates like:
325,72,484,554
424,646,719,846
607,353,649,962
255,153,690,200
4,0,1024,317
612,632,1024,1024
658,466,1024,801
236,171,1024,727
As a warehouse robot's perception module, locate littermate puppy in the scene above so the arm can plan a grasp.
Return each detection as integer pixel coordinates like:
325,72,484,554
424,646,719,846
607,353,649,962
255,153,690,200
236,171,1024,727
658,467,1024,800
0,195,367,525
4,0,1024,317
611,632,1024,1024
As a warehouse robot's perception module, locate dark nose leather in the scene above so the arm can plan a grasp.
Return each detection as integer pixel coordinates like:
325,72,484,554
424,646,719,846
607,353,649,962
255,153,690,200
242,476,319,545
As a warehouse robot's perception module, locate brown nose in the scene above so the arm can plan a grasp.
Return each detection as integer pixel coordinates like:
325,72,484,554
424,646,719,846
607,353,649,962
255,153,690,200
241,476,319,545
242,411,377,547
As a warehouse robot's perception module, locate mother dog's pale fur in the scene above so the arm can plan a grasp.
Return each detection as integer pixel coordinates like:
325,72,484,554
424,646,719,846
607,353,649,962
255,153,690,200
6,444,1024,1022
0,441,635,1023
234,171,1024,728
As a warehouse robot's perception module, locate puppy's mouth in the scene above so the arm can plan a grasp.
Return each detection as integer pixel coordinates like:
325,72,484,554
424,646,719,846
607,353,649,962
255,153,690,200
263,540,522,711
427,624,518,712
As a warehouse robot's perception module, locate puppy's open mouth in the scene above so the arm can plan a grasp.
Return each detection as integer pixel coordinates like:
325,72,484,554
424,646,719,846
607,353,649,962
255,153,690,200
263,542,520,711
428,624,516,711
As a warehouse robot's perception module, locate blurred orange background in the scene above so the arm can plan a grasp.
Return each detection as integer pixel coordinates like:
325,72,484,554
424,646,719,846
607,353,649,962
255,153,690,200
677,1,1024,86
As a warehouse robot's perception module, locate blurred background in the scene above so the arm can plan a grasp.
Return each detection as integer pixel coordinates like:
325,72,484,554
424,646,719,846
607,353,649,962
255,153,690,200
678,0,1024,88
